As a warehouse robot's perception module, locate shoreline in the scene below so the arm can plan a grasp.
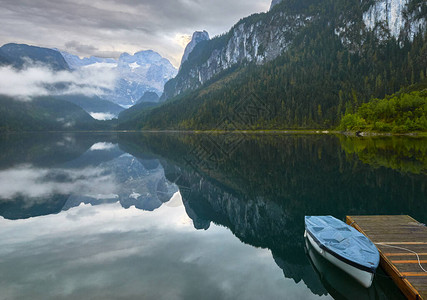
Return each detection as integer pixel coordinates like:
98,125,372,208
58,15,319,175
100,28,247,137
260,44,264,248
0,129,426,136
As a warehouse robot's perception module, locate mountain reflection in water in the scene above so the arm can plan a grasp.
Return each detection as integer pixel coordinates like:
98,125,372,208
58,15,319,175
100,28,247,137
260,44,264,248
0,132,424,299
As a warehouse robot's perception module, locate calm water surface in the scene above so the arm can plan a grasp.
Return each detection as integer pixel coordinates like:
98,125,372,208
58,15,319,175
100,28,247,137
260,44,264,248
0,132,425,300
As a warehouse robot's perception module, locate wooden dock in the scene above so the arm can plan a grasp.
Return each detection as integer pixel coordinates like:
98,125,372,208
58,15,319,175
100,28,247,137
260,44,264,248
346,215,427,300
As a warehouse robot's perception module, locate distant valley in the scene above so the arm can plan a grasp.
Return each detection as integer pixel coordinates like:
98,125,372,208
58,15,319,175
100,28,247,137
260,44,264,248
0,43,177,131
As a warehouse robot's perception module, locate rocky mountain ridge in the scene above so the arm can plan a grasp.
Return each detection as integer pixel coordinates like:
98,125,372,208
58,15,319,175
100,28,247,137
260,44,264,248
59,51,116,69
60,50,177,107
0,43,70,71
179,30,210,70
270,0,282,10
162,0,426,101
362,0,426,41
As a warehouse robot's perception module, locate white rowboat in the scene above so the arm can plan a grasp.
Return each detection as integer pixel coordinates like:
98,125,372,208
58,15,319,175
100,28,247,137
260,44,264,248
304,216,380,288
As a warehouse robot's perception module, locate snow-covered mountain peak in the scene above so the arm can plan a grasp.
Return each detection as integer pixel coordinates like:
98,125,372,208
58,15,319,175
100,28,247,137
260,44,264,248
60,49,177,106
120,50,164,65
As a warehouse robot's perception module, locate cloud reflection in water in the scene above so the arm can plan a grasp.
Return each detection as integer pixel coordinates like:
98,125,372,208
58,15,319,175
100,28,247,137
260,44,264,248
0,194,325,300
0,164,116,201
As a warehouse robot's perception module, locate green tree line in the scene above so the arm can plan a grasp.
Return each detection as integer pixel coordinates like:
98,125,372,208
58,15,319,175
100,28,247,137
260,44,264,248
338,89,427,133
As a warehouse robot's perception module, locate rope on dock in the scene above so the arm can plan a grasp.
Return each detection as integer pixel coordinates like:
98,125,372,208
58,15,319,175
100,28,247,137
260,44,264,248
376,243,427,273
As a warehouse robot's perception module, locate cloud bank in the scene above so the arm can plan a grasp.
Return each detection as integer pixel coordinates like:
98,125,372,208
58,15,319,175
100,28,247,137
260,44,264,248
0,0,270,66
0,63,117,100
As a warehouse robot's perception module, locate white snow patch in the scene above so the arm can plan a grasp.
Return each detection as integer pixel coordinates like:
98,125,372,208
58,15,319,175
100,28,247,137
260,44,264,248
83,62,118,69
129,62,140,70
85,194,119,200
129,192,141,200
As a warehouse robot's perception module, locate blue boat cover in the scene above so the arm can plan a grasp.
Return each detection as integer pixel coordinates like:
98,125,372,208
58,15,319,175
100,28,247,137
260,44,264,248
305,216,380,273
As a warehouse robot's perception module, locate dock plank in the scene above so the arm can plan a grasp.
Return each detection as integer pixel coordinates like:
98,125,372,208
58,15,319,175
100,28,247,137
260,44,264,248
386,253,427,257
347,215,427,300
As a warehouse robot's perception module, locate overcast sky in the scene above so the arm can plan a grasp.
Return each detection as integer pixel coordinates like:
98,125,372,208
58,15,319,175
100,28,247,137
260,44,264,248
0,0,271,67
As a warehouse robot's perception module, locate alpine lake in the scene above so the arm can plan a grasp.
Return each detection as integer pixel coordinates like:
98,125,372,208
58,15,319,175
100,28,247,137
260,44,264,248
0,132,425,300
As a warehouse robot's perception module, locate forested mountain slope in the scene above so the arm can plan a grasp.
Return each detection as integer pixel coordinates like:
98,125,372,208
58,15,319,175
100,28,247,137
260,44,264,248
120,0,427,130
0,96,111,132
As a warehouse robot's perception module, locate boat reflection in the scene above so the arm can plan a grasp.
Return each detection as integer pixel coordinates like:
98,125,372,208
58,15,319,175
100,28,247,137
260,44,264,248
304,237,404,300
